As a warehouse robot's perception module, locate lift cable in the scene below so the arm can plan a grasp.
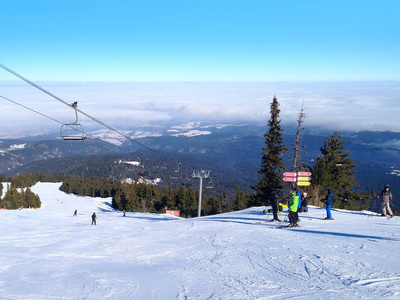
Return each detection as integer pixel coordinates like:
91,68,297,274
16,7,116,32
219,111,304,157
0,63,154,151
0,94,100,141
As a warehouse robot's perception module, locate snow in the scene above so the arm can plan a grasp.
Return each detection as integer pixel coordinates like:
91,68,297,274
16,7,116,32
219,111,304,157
0,143,26,154
170,129,212,137
1,182,400,299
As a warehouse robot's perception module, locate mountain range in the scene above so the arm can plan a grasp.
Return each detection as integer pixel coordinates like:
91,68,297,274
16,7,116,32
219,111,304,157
1,122,400,209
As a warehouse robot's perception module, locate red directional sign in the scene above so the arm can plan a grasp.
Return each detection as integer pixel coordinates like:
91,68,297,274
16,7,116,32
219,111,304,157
283,177,297,182
283,172,297,177
297,171,311,177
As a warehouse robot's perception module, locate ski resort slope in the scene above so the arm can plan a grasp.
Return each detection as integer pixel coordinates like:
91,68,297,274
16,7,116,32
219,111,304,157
0,182,400,300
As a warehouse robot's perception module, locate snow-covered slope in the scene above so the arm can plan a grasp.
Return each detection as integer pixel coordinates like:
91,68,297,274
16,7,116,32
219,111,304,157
1,182,400,299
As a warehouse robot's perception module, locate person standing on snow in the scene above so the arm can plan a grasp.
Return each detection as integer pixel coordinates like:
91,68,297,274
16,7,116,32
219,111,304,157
270,191,281,222
296,190,302,222
288,190,299,227
379,185,393,217
91,212,97,225
300,192,308,212
321,188,334,220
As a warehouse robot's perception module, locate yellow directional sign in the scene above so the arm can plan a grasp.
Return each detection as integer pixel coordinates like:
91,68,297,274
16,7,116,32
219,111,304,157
297,181,311,186
297,176,311,181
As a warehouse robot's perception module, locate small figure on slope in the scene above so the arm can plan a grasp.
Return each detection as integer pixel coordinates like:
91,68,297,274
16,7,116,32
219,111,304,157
270,191,281,222
123,209,126,217
91,212,97,225
73,209,77,216
379,185,394,218
288,190,299,227
321,188,334,220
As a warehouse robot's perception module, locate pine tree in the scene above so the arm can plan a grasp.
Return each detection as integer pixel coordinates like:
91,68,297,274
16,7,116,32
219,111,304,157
254,96,288,206
312,132,369,210
234,186,248,211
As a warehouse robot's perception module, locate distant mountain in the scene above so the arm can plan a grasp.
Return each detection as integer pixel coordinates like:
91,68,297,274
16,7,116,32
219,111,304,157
1,123,400,210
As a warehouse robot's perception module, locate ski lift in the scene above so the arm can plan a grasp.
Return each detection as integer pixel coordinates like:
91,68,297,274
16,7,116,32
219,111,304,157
206,177,214,189
60,102,86,141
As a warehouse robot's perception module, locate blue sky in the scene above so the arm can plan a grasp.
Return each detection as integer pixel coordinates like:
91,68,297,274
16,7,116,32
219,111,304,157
1,0,399,81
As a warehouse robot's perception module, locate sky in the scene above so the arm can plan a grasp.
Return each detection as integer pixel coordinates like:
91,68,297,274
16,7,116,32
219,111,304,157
0,1,400,135
0,0,399,82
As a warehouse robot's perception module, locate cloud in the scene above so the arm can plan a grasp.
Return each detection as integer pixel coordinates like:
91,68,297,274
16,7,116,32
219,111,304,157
0,81,399,135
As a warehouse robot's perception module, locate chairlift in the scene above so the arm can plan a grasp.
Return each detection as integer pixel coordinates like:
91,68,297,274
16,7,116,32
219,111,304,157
206,177,213,189
60,102,86,141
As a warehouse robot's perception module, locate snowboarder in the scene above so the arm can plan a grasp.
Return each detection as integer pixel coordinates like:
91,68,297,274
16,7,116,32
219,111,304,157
378,185,393,217
73,209,77,216
123,209,126,217
288,190,299,227
91,212,97,225
321,188,334,220
270,191,281,222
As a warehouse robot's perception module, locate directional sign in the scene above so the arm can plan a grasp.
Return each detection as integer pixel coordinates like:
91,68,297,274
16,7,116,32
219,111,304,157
297,176,311,181
297,171,311,177
283,177,297,182
297,181,311,186
283,172,297,177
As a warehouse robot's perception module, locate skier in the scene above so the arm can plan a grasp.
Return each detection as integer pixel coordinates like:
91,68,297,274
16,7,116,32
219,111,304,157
321,188,334,220
123,209,126,217
288,190,299,227
378,185,393,217
300,192,308,212
91,212,97,225
296,190,302,222
73,209,77,216
270,191,281,222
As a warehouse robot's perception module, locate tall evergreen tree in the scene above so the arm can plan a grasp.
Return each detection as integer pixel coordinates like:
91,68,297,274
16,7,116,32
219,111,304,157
312,132,369,210
254,96,288,206
234,186,248,211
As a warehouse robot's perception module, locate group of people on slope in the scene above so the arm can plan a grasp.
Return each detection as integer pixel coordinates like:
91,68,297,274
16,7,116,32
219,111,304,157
270,190,309,226
270,184,394,226
72,209,97,225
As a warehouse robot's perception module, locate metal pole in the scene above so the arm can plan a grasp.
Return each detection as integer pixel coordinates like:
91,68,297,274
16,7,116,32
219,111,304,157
198,176,203,217
192,170,210,218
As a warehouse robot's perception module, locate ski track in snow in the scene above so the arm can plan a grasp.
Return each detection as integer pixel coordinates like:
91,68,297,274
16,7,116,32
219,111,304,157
0,182,400,299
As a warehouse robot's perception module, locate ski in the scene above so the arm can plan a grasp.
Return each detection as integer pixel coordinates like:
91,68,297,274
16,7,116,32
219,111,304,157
272,225,303,229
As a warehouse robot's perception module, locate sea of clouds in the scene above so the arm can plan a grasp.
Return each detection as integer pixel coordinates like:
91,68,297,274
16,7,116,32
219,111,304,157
0,81,399,136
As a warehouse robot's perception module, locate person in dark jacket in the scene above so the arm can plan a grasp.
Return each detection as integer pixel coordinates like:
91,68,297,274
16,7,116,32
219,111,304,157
91,212,97,225
379,185,393,217
321,188,334,220
300,193,308,212
270,191,280,222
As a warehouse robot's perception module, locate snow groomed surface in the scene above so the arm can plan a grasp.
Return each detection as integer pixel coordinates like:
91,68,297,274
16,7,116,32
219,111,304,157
1,182,399,299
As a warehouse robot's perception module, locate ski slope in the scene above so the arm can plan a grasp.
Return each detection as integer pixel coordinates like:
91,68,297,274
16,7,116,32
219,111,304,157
1,182,400,299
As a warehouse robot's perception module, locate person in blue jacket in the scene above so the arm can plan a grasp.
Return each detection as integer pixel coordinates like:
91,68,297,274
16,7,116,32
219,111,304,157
296,190,302,222
321,188,334,220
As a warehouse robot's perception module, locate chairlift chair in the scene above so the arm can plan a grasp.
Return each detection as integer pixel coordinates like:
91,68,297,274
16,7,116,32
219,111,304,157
60,102,86,141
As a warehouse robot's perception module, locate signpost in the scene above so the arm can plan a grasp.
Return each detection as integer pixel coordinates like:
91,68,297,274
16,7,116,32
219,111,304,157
297,181,311,186
283,177,297,182
282,171,312,186
283,172,297,177
297,171,311,177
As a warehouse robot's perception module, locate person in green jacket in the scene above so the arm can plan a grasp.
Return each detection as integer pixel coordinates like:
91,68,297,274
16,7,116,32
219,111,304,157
288,190,299,227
